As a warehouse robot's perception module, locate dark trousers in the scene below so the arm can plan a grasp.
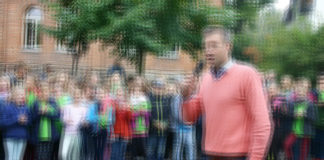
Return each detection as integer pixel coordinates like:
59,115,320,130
81,127,91,160
111,137,128,160
51,139,60,160
208,156,246,160
311,128,324,159
0,131,4,160
36,142,54,160
95,130,108,160
268,128,286,160
146,135,167,160
81,129,108,160
130,137,147,158
23,142,36,160
284,133,311,160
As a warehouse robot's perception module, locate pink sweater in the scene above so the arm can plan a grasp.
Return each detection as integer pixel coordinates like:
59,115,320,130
183,63,272,160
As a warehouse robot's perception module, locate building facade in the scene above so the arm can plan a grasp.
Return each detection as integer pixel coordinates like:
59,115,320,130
0,0,221,77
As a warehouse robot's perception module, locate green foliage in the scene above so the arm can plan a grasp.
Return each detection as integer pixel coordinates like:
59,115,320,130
42,0,274,75
219,0,274,63
224,0,273,33
42,0,107,75
247,12,324,83
43,0,226,75
96,0,217,74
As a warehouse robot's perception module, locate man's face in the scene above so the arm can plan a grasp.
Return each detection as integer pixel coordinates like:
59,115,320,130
204,31,230,68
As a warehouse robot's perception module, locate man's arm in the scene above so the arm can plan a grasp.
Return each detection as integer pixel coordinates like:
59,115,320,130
181,75,203,124
245,69,272,160
182,95,202,124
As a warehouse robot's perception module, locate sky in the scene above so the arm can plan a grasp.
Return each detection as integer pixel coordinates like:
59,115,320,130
274,0,290,11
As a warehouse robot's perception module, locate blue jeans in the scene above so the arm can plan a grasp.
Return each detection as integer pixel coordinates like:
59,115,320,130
172,129,196,160
196,117,208,160
147,135,167,160
3,138,27,160
110,138,128,160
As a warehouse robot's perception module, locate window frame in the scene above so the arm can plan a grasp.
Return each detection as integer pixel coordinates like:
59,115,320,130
157,44,180,60
22,7,43,52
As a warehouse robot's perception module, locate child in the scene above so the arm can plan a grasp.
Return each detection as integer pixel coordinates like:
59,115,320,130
0,76,9,102
53,74,73,160
35,82,60,160
109,73,124,97
129,78,151,159
267,83,290,160
80,86,96,160
284,78,317,160
147,80,170,160
86,87,114,160
60,88,88,160
111,88,132,160
1,87,30,160
311,74,324,160
0,76,9,160
24,75,39,160
170,82,196,160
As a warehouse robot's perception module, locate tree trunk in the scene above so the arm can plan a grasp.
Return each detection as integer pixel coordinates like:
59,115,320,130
137,50,146,76
71,55,75,76
75,55,79,76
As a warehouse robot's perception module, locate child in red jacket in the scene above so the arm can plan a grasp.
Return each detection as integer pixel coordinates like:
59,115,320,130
110,88,132,160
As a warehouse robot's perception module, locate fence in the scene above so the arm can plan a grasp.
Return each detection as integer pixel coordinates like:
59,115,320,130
0,63,191,82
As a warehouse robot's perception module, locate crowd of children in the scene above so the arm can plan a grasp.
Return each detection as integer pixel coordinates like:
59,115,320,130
0,64,193,160
265,73,324,160
0,63,323,160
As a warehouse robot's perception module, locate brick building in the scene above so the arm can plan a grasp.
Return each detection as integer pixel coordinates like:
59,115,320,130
0,0,221,78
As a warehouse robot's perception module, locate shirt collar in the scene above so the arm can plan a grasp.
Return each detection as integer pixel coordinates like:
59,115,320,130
210,59,234,80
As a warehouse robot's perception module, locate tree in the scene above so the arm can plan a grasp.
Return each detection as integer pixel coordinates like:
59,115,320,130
42,0,103,76
249,11,324,83
43,0,234,75
224,0,273,33
96,0,218,75
221,0,273,62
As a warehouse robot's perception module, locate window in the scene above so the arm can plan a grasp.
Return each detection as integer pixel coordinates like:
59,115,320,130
158,45,180,60
24,7,42,50
120,45,137,58
56,39,68,52
56,23,68,53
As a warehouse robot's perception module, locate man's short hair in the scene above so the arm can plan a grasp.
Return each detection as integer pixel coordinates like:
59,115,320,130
203,25,233,43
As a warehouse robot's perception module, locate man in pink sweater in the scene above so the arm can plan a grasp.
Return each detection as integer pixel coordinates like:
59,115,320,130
182,26,272,160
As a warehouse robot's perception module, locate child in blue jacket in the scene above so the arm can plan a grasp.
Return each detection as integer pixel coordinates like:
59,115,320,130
1,87,31,160
86,87,114,160
0,76,10,160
